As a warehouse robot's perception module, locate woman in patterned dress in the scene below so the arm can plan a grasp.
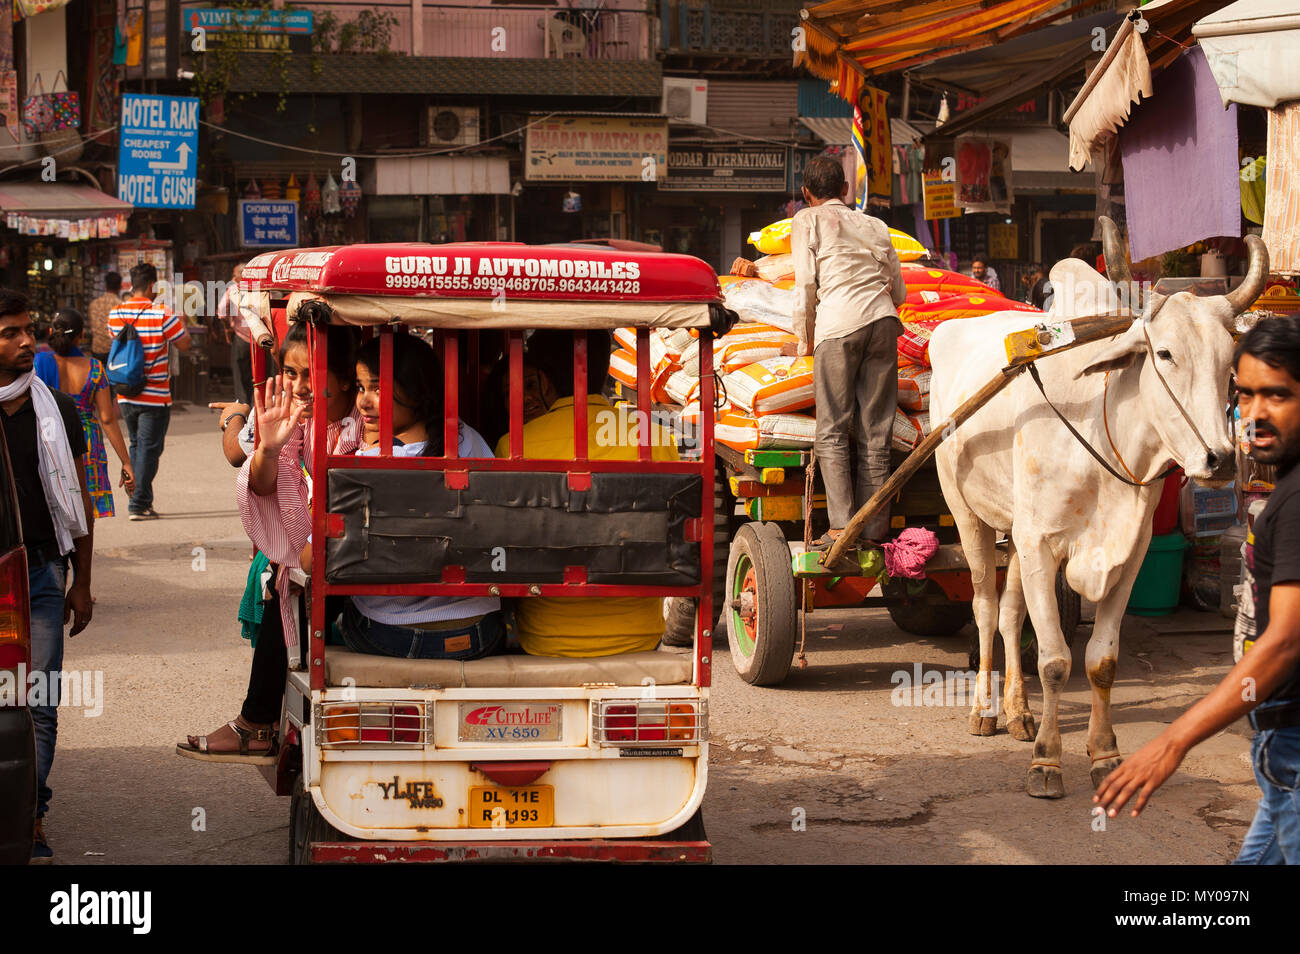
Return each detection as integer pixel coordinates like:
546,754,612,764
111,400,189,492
46,310,135,517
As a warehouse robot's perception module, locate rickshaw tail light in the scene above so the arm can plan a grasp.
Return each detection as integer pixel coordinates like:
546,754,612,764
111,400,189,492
320,701,428,747
593,700,707,747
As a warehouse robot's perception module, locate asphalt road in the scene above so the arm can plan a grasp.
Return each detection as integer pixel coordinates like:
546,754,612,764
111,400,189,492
44,405,1259,865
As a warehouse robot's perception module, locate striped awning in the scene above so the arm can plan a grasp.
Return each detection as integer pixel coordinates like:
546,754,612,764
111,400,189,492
797,0,1087,105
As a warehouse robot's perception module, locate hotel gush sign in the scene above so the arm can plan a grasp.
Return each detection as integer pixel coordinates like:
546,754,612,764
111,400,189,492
525,115,667,182
661,145,787,192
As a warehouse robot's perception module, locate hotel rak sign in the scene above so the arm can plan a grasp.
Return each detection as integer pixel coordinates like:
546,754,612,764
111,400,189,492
661,145,788,192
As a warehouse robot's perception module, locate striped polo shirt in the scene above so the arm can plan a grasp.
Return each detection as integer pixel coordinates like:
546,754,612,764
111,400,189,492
107,296,189,406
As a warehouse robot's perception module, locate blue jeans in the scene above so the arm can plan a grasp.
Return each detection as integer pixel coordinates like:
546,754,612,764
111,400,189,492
29,559,66,819
340,601,505,661
120,403,170,512
1234,701,1300,865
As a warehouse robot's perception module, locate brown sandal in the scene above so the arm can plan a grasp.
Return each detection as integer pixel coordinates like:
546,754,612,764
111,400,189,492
176,719,278,765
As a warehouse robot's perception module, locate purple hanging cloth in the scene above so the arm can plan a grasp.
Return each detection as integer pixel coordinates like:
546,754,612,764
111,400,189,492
1120,46,1240,262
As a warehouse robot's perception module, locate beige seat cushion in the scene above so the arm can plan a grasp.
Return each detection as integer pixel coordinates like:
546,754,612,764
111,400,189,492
324,646,694,689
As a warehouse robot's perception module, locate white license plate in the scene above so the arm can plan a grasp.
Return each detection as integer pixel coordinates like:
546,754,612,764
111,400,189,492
458,703,563,743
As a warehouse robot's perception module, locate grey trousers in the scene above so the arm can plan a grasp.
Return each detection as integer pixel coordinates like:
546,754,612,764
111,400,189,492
813,317,902,538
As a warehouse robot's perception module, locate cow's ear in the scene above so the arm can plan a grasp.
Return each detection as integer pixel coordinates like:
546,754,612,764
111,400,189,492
1075,324,1145,378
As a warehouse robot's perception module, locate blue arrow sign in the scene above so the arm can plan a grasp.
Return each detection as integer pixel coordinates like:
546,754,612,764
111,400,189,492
117,94,199,210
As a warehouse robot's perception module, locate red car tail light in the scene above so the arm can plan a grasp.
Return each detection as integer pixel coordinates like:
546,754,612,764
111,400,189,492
0,548,30,675
594,700,707,747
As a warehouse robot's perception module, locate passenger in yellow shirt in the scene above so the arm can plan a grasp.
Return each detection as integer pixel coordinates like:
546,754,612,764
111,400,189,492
494,330,678,658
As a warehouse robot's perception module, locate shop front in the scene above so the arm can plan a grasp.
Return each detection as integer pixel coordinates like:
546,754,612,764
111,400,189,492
520,113,666,247
0,182,136,320
646,142,795,272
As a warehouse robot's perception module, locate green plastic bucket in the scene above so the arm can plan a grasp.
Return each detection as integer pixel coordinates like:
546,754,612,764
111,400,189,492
1127,532,1188,616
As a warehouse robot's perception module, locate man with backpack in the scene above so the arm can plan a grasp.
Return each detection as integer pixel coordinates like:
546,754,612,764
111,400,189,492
106,263,190,520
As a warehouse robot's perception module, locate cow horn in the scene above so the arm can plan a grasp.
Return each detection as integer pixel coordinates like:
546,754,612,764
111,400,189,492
1225,234,1271,315
1099,216,1132,286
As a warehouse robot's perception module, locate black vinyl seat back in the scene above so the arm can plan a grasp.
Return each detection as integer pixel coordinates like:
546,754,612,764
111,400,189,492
325,468,702,586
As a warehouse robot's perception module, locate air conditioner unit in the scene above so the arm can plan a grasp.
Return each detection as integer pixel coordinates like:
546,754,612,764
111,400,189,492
425,106,480,147
662,78,707,126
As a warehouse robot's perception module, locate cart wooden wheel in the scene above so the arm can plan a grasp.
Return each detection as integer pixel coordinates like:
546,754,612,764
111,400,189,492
726,521,796,686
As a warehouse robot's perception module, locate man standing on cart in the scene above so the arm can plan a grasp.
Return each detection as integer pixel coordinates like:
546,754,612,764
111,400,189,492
789,155,906,552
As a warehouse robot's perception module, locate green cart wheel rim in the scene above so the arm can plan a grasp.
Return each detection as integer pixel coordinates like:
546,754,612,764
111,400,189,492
731,553,757,658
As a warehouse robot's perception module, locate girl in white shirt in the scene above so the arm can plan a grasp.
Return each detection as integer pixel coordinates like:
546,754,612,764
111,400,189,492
337,334,503,660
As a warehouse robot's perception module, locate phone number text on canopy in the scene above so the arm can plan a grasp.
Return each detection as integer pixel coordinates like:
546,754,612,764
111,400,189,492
385,274,641,295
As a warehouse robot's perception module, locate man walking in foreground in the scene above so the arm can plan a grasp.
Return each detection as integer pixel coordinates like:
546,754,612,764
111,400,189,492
0,289,95,863
790,155,906,552
1096,316,1300,864
107,263,190,520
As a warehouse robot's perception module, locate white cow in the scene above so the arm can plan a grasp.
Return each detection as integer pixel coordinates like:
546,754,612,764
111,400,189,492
927,221,1268,797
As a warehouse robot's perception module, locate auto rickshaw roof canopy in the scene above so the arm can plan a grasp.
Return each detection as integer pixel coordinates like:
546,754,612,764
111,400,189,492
238,243,722,330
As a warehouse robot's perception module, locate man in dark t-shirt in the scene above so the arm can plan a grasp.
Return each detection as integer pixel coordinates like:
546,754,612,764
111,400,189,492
0,291,94,865
1096,315,1300,864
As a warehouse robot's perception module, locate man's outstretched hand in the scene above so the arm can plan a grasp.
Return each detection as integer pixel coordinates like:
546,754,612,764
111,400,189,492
1094,733,1188,818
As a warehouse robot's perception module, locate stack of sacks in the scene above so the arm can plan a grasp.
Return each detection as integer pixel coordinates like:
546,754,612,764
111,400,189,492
612,225,1042,457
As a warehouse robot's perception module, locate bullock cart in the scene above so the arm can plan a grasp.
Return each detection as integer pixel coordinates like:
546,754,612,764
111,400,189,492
651,313,1140,686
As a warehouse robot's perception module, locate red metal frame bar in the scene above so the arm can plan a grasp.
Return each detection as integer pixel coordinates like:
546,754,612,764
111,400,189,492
444,331,460,459
508,331,524,460
312,840,711,864
379,328,394,456
635,328,651,462
311,321,330,691
696,332,715,687
322,455,704,474
572,332,587,463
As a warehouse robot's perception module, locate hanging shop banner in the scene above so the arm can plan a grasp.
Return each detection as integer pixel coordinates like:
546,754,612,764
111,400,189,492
661,145,786,192
852,105,867,210
184,8,314,33
239,199,298,247
146,0,168,79
0,1,12,73
15,0,73,19
524,115,667,182
988,221,1018,260
860,85,892,207
0,72,18,137
922,170,960,220
956,136,1014,214
117,93,198,209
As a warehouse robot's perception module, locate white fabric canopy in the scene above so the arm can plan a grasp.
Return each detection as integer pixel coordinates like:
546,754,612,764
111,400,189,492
1193,0,1300,108
1066,28,1153,172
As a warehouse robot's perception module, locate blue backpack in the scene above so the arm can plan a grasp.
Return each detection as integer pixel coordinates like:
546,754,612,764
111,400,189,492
106,316,146,396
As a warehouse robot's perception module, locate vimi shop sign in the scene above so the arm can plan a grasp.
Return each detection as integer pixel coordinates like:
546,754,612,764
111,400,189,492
117,94,198,209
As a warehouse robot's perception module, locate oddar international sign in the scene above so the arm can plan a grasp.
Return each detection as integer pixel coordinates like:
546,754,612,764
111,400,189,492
661,145,787,192
525,115,667,182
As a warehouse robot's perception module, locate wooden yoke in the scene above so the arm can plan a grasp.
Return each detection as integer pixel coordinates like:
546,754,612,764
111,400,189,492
823,312,1138,569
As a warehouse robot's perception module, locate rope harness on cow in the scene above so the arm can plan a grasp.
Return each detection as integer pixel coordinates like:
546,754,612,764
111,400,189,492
1026,320,1216,488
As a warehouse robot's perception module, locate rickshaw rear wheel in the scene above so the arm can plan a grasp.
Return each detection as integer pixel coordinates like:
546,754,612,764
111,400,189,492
664,807,706,842
726,521,796,686
290,775,351,865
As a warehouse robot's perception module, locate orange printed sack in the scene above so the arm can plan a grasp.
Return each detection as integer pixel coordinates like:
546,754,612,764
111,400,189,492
725,356,815,416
